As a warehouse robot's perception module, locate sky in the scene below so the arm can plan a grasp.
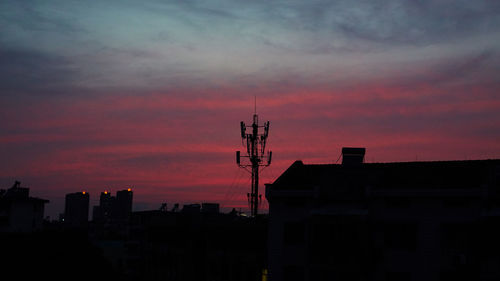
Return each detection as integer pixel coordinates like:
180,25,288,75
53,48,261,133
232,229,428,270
1,0,500,218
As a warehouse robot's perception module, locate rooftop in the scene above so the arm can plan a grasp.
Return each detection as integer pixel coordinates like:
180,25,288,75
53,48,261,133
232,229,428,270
270,159,500,191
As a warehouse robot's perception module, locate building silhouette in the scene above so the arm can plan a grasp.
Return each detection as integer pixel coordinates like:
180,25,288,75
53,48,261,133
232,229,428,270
64,191,89,228
265,148,500,281
0,181,49,232
201,203,220,214
182,203,201,213
115,189,133,221
125,209,267,281
93,191,111,222
92,189,133,223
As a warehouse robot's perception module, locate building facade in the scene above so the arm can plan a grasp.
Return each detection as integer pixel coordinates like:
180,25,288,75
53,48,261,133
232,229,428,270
266,149,500,281
64,191,90,228
0,181,49,232
92,189,133,223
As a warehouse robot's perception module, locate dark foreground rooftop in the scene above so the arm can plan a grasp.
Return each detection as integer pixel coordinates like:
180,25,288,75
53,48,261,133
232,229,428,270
271,159,500,191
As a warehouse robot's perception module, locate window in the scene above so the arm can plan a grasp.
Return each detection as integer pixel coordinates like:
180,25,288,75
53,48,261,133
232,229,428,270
440,271,469,281
384,198,411,208
283,265,304,281
441,223,469,253
386,271,411,281
442,198,471,208
284,222,305,245
284,197,306,208
309,221,364,265
384,222,418,251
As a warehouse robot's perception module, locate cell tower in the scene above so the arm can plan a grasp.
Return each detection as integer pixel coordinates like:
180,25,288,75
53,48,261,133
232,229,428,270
236,101,272,217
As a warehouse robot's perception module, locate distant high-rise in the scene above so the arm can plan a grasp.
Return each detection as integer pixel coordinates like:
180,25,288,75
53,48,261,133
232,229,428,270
100,190,113,219
92,189,133,223
64,191,89,228
92,190,113,222
114,189,133,221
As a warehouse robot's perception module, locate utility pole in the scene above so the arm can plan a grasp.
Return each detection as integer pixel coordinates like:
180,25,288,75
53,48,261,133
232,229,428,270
236,104,272,217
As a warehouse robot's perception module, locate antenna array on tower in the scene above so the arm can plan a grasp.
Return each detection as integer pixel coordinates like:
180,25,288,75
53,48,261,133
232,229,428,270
236,108,272,217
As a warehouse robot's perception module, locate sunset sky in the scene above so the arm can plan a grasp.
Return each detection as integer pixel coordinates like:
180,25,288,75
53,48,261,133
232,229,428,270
1,0,500,218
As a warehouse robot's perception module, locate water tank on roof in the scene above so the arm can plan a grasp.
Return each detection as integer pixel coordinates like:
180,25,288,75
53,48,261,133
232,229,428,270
342,147,366,166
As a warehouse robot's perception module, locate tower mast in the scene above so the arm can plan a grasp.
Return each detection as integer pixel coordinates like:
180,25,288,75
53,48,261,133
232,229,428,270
236,103,272,217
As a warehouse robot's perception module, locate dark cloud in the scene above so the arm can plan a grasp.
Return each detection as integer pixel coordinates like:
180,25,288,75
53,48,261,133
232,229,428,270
109,151,230,170
0,48,79,96
0,0,85,35
253,0,500,52
374,50,500,90
424,51,498,84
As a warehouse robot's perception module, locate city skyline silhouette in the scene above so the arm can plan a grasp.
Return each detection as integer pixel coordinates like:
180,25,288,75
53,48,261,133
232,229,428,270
2,2,500,279
2,1,500,219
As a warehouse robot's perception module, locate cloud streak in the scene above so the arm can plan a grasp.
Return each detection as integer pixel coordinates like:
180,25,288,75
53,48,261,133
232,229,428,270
1,0,500,217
